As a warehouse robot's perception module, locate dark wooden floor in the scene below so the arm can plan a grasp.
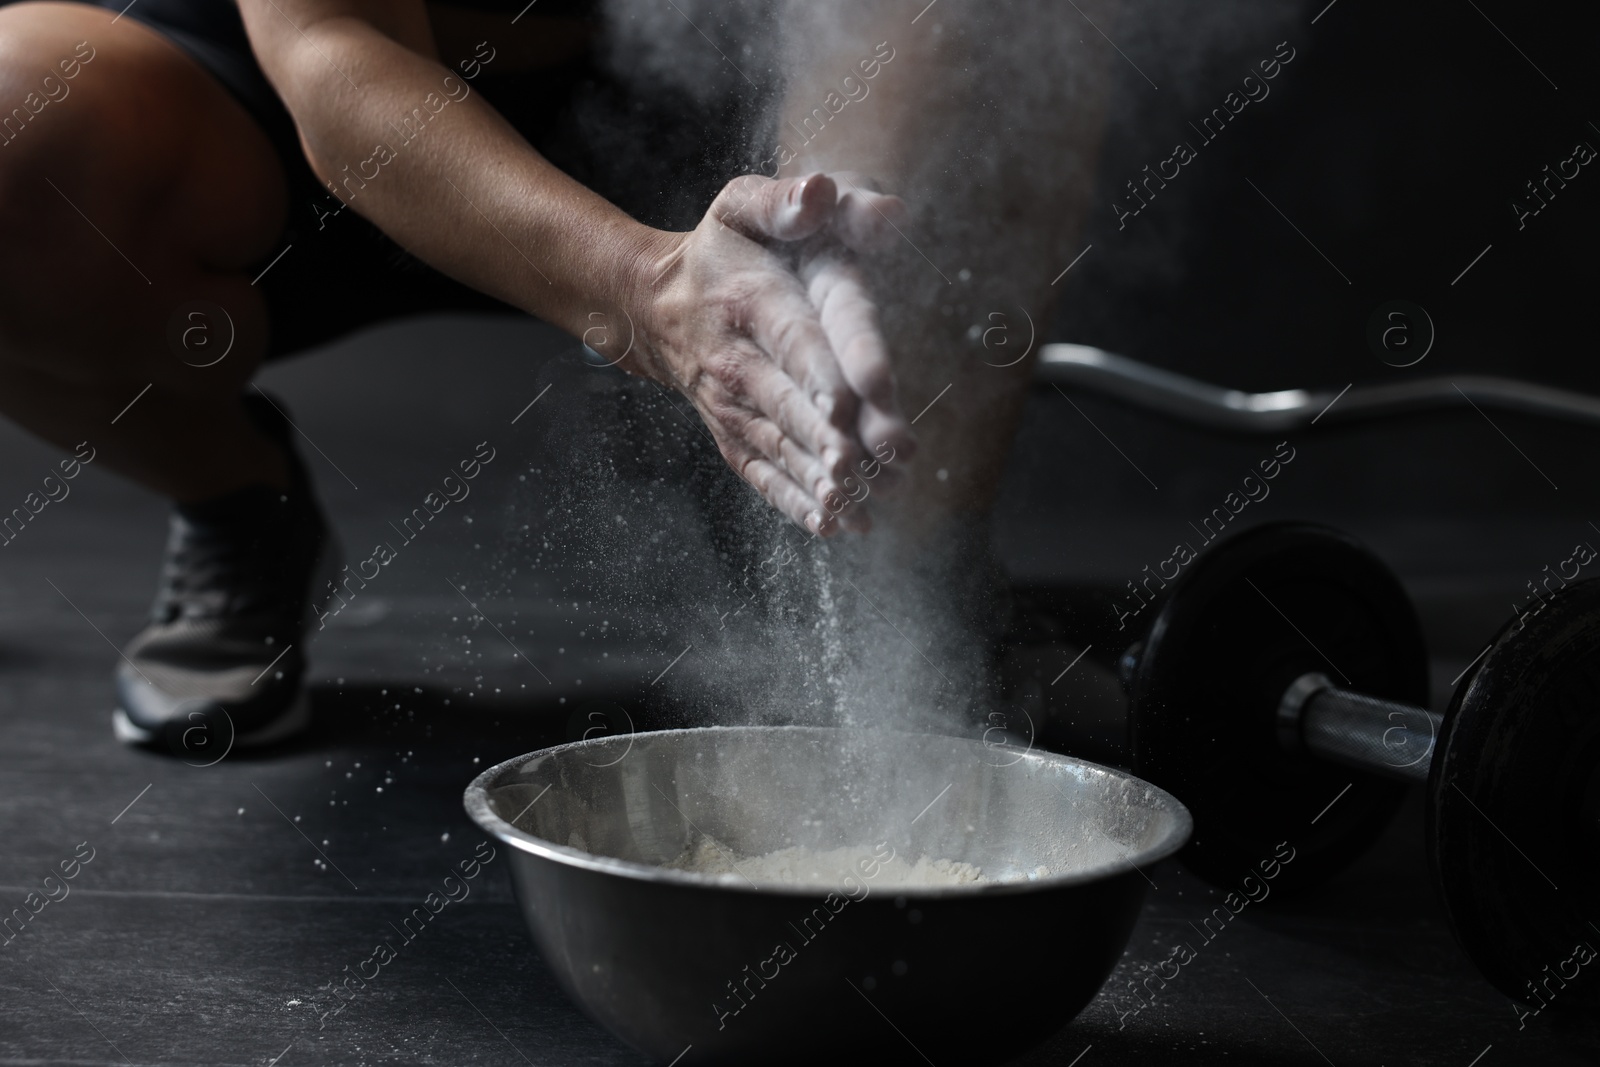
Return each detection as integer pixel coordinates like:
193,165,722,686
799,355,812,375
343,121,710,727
3,319,1597,1066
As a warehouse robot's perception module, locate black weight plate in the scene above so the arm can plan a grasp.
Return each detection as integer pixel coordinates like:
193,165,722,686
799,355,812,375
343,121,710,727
1430,577,1600,1012
1131,523,1428,895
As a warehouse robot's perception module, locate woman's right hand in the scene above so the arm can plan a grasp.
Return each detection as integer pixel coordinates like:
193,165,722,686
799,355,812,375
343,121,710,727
620,173,902,536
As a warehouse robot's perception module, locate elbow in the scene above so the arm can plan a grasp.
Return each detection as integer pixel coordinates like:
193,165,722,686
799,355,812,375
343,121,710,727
303,136,356,204
301,135,337,194
260,31,363,191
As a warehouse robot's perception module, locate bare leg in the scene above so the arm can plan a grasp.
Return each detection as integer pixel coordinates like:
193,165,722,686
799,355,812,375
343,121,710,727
774,1,1116,531
744,4,1120,727
0,3,289,502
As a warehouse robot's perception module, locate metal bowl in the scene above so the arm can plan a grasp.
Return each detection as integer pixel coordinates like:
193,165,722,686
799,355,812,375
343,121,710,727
464,726,1191,1066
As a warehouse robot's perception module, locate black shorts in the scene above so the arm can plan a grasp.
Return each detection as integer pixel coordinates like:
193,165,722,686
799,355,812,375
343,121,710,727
93,0,746,358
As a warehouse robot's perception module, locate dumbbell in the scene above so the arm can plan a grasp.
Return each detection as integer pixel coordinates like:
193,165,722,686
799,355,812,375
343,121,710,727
1100,522,1598,1009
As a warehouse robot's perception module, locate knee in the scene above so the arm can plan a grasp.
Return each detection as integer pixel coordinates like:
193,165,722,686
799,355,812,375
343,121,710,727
0,4,279,366
0,8,132,300
0,61,119,356
0,39,95,154
0,5,106,162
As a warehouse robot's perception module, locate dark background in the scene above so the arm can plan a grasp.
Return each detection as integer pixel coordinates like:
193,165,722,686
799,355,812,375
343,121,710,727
2,0,1597,1064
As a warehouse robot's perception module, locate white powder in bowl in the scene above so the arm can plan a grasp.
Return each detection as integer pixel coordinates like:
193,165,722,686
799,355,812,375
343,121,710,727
664,837,990,888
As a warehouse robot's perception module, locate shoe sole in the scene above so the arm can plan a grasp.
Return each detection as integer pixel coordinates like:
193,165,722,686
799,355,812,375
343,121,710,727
112,526,345,753
112,689,312,752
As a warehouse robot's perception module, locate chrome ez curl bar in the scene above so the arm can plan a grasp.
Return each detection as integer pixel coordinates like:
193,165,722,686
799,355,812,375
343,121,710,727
1035,344,1600,433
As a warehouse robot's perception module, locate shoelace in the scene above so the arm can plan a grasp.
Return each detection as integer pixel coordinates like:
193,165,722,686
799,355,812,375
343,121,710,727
151,513,277,623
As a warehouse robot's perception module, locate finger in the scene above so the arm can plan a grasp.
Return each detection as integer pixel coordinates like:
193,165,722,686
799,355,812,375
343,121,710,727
732,356,857,489
747,414,835,503
739,274,863,445
803,253,916,459
823,172,909,253
696,390,838,536
738,450,840,537
696,335,855,485
827,475,876,533
859,405,914,466
713,173,838,244
719,386,874,535
738,409,873,534
833,186,910,253
804,252,892,408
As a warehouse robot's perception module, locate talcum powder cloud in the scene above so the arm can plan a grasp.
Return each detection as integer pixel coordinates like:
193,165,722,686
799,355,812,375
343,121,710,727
503,1,1311,741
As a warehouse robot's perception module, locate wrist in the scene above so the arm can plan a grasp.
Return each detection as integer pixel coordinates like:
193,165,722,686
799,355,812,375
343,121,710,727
598,223,684,375
613,224,682,309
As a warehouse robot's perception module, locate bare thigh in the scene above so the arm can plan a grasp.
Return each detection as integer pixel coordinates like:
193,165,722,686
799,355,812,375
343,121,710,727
0,1,291,497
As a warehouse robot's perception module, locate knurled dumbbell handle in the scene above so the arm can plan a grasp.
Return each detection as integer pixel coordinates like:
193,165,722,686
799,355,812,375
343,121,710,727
1278,673,1441,785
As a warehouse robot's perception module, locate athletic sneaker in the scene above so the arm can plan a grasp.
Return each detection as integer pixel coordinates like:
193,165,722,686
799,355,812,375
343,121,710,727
112,393,340,756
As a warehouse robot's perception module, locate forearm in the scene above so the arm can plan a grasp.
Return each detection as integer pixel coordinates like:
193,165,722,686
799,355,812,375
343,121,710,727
242,7,666,339
240,1,914,536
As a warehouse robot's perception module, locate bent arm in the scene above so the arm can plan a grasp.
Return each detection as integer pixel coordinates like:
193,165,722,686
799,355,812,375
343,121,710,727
241,0,910,535
239,0,666,339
